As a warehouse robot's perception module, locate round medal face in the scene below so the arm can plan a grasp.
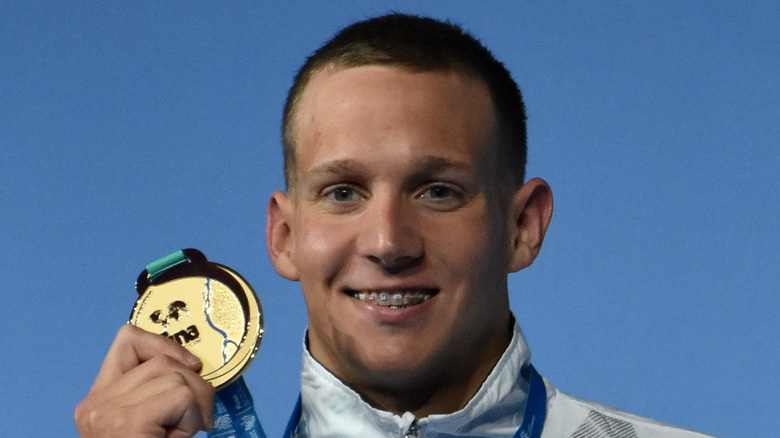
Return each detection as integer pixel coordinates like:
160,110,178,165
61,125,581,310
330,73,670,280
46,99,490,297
129,250,263,389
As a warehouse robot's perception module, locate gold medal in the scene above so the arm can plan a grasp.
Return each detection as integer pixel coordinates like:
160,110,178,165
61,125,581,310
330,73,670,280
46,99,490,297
129,249,263,389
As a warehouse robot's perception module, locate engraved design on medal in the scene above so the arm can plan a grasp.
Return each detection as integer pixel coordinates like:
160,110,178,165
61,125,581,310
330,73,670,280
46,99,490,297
130,250,263,389
202,279,244,365
131,277,245,375
150,301,188,327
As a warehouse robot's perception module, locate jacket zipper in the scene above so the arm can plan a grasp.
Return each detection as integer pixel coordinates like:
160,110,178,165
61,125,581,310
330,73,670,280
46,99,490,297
404,419,420,438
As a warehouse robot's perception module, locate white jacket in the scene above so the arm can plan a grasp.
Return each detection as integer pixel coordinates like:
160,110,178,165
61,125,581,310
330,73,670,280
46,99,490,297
293,321,714,438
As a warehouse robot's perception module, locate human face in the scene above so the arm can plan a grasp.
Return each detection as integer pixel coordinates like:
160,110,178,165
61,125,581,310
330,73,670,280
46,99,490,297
269,66,521,414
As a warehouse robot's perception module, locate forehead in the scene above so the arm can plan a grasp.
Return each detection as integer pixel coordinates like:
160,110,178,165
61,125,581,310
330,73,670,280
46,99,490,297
292,65,499,171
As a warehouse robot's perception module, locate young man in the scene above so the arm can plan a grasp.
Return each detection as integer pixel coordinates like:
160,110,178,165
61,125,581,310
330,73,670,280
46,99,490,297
76,14,713,438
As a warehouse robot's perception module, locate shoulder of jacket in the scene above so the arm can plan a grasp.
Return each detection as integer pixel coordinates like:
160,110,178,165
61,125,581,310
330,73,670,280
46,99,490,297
541,378,715,438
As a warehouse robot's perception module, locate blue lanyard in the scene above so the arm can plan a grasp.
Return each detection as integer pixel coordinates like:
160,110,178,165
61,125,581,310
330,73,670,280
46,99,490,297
283,364,547,438
210,376,267,438
514,364,547,438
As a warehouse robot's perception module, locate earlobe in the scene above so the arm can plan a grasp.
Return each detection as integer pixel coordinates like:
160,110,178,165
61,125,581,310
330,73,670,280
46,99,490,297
266,190,300,281
507,178,554,272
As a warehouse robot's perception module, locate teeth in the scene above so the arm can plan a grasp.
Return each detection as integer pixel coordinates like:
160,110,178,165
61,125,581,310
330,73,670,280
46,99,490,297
352,291,433,308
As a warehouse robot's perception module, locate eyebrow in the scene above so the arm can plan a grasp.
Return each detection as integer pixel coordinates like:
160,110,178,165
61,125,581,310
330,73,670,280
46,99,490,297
413,156,472,174
307,159,365,178
307,155,472,177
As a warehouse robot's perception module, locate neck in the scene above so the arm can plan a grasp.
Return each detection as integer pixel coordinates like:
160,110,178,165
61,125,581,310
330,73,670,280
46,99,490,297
353,317,514,418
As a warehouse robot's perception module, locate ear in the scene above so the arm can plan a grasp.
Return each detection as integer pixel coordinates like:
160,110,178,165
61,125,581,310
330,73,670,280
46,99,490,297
507,178,554,272
266,190,300,281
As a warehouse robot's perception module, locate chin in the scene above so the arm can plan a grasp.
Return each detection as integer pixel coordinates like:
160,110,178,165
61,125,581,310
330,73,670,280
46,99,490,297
349,344,443,385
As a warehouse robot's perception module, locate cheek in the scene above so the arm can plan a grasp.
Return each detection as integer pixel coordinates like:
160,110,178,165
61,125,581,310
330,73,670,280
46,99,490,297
432,213,506,269
292,216,351,283
430,218,511,306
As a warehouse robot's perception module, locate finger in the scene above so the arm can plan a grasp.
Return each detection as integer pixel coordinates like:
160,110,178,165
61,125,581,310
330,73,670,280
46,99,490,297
128,373,209,438
115,354,215,429
93,325,201,389
78,372,209,438
89,354,214,431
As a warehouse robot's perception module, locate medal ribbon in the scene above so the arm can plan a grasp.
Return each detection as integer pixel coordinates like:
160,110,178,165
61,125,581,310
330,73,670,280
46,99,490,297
514,364,547,438
210,376,266,438
145,249,188,280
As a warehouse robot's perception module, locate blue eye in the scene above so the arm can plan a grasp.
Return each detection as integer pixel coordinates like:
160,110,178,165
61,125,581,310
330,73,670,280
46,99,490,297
417,184,466,211
420,185,455,199
327,186,361,202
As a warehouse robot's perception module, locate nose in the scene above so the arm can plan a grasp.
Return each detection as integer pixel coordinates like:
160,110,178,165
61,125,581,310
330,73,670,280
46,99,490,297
356,193,423,272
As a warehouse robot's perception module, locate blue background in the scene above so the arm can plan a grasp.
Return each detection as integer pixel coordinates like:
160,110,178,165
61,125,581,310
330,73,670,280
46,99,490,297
1,2,777,437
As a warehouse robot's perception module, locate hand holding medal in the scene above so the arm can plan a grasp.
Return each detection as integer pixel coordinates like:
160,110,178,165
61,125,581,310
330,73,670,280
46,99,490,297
75,249,264,438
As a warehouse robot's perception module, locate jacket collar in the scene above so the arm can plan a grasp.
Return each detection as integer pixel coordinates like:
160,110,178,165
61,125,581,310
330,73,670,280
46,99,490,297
297,319,532,437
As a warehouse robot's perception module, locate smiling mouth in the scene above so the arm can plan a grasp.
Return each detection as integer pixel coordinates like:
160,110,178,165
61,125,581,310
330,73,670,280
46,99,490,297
347,290,436,309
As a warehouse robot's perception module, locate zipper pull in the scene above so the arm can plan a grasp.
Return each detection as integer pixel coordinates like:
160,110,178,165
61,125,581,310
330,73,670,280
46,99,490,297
404,420,420,438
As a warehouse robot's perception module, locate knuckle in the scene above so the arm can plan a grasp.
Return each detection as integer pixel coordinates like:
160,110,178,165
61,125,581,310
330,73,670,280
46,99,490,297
167,370,190,386
74,396,126,436
146,353,184,372
73,399,92,430
155,367,193,390
116,323,140,340
168,384,198,404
